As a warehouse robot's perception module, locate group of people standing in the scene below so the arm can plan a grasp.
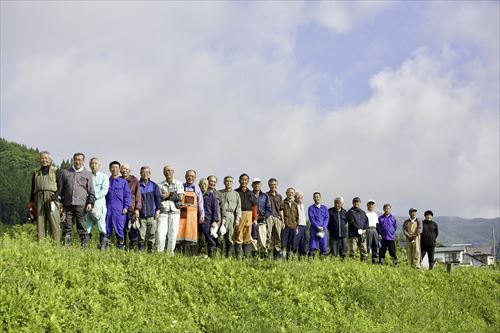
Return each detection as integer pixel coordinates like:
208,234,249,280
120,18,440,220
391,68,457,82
29,151,439,268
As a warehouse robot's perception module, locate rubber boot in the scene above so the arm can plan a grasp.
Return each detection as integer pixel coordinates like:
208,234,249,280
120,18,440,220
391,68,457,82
63,233,72,246
243,244,250,258
81,234,89,248
379,258,385,265
235,244,243,259
117,238,125,250
99,233,107,251
147,242,153,253
226,244,234,258
393,259,398,267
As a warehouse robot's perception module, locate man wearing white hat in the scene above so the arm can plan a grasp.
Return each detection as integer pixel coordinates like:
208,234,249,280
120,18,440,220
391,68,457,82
366,199,379,264
403,208,423,268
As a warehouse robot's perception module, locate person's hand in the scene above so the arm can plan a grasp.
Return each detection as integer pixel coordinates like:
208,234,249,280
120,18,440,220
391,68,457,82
252,219,257,225
318,226,323,231
200,216,205,223
377,235,382,241
122,208,128,215
85,204,92,212
222,218,226,225
134,210,140,218
282,223,285,230
211,222,217,228
154,211,160,220
295,229,299,235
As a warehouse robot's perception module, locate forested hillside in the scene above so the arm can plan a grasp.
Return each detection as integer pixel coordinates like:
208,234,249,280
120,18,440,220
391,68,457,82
0,138,40,224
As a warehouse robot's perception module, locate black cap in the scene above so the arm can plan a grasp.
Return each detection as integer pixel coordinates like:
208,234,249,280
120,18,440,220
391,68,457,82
424,210,433,217
409,208,417,213
352,197,361,202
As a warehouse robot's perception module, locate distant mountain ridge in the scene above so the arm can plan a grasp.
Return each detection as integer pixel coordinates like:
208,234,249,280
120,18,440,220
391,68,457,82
396,215,499,247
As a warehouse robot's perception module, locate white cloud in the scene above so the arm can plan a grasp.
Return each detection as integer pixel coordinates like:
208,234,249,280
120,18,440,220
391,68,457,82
1,2,498,218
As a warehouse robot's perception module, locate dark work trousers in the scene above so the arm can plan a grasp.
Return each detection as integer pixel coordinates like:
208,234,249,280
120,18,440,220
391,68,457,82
197,222,216,256
366,227,379,260
127,211,140,243
281,227,296,253
63,205,88,246
294,225,307,255
421,243,436,269
379,239,397,260
330,237,347,257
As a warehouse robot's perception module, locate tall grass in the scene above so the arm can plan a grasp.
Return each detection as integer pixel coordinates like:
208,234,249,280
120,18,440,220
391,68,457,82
1,225,499,332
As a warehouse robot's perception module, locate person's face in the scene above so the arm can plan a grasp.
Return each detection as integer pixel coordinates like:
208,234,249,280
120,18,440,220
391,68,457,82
334,200,342,210
268,180,278,192
120,165,131,178
110,164,120,177
239,175,249,188
89,159,100,174
185,171,196,185
294,193,303,204
73,155,84,170
199,180,208,193
164,166,174,180
367,202,375,211
353,200,361,208
224,178,233,190
208,177,217,191
140,168,150,181
286,189,295,200
313,193,321,205
410,211,417,219
383,205,391,215
425,214,433,221
40,153,51,167
252,182,262,192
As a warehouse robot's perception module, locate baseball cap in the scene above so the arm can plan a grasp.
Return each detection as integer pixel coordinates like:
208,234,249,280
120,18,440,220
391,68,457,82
252,177,261,183
352,197,361,202
367,199,375,204
409,208,417,213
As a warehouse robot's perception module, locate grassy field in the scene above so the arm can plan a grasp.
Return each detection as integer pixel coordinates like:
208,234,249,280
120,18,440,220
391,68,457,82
1,224,499,333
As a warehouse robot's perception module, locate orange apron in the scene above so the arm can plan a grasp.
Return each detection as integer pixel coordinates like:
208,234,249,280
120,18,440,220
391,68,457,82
177,191,198,243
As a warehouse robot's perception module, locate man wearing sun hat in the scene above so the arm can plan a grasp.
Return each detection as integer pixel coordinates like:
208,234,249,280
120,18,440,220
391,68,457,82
421,210,439,269
347,197,369,261
403,208,423,268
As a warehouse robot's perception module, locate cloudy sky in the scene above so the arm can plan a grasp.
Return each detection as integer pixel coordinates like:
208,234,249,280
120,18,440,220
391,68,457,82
1,1,499,218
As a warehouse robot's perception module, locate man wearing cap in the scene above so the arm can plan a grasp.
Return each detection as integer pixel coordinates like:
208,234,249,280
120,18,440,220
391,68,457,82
328,197,348,260
207,175,223,249
403,208,423,268
347,197,369,261
266,178,284,258
308,192,329,257
252,178,272,258
377,203,398,266
421,210,439,269
366,199,379,264
219,176,242,257
235,173,257,258
294,190,308,257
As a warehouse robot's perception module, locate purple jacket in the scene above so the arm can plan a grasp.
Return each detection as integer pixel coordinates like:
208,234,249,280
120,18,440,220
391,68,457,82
307,204,329,230
106,177,131,221
378,214,397,240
